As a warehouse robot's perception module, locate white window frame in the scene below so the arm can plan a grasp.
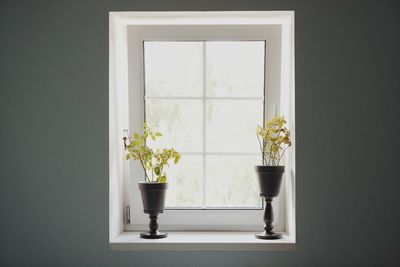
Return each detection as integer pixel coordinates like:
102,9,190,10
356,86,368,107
109,11,295,250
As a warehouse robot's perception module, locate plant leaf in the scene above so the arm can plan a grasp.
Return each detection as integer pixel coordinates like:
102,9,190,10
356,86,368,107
159,175,166,183
154,166,160,175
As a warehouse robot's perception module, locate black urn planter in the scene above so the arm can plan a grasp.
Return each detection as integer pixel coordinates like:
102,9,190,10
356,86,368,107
255,165,284,240
138,182,168,239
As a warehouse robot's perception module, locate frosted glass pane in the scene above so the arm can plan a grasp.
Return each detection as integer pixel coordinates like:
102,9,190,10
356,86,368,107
144,42,203,97
206,41,265,97
146,99,202,152
165,155,203,208
206,155,261,208
206,100,263,153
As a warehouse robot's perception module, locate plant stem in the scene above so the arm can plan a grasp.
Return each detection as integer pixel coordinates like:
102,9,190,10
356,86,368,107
269,130,282,166
268,144,272,166
263,130,270,165
138,155,150,182
277,145,289,165
257,135,265,165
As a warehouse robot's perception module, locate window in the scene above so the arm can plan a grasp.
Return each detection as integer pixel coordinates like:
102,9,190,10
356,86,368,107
144,41,265,209
109,11,295,249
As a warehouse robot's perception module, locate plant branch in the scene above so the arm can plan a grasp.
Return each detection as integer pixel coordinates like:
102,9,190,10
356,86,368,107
257,116,291,166
124,125,181,183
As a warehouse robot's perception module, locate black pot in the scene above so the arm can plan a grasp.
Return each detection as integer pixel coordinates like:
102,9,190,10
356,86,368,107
138,182,168,239
255,165,284,197
254,165,285,240
138,182,168,213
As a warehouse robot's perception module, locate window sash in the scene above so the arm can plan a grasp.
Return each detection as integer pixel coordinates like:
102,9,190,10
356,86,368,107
125,24,285,230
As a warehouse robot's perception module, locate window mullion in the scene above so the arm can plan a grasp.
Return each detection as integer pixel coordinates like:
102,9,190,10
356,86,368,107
202,41,207,209
144,96,264,100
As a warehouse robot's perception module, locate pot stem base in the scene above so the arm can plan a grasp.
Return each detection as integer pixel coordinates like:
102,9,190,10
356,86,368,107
255,231,282,240
140,231,168,239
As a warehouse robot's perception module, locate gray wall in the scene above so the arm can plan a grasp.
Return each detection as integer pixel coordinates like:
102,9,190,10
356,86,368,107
1,0,399,266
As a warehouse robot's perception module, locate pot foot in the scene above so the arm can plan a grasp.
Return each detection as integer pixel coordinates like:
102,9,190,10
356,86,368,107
140,231,168,239
255,231,282,240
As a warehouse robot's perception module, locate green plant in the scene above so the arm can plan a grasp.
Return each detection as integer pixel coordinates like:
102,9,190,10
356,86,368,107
123,123,181,183
256,116,291,166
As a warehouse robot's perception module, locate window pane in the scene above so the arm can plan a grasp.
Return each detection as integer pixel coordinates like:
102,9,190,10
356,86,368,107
146,99,202,152
206,100,263,153
206,41,265,97
165,155,203,208
206,155,261,208
144,42,203,97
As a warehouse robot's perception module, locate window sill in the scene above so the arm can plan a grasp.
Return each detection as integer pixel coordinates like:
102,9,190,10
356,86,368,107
110,231,296,251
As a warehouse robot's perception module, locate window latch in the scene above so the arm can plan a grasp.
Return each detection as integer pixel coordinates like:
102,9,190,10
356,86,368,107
126,206,130,224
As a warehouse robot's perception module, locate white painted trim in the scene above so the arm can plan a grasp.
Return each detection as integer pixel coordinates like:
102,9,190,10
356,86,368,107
110,231,295,251
109,11,295,248
109,12,129,241
126,24,283,230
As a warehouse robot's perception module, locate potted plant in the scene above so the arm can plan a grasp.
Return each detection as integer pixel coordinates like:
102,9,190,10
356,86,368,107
123,123,181,239
255,116,291,239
